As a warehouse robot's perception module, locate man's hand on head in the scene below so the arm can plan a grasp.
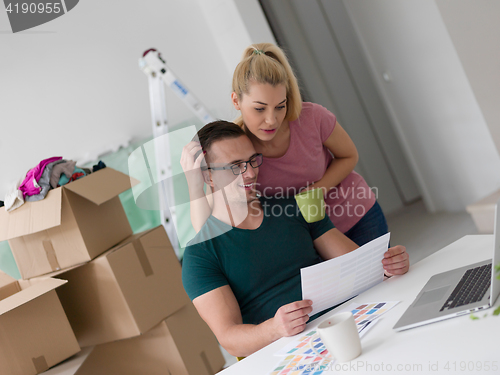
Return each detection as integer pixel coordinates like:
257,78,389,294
382,245,409,277
272,300,313,338
180,141,206,190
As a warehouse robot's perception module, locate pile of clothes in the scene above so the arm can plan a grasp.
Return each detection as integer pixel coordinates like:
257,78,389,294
4,157,106,212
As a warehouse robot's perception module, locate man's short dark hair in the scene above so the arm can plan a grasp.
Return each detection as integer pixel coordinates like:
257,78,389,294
196,120,246,162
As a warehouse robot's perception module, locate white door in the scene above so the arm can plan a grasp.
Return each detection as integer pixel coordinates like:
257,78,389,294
260,0,420,214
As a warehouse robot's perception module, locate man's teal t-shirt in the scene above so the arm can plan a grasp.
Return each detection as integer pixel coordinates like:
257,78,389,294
182,197,334,325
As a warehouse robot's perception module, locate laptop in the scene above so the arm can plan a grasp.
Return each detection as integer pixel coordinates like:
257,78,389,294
394,199,500,331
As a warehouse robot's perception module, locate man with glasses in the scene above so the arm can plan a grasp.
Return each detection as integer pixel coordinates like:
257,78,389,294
181,120,409,358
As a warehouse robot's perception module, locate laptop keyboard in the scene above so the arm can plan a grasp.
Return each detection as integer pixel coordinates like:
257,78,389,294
440,263,491,311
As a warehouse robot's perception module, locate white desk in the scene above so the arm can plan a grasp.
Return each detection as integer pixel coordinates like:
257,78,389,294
219,235,500,375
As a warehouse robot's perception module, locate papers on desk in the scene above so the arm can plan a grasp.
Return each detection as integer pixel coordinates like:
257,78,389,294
273,300,398,357
270,300,400,375
301,233,391,316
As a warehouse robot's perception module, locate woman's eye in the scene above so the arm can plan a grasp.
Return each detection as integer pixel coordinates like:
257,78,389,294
276,105,286,110
255,108,265,112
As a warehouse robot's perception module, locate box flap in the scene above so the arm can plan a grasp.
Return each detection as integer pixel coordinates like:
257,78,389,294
72,325,172,375
0,271,20,301
0,278,67,316
0,270,16,287
0,188,62,240
63,168,134,205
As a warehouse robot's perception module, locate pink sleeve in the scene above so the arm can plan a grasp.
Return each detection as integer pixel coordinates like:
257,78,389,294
314,104,337,143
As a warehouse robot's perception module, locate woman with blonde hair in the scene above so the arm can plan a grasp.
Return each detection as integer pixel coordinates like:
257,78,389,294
182,42,387,246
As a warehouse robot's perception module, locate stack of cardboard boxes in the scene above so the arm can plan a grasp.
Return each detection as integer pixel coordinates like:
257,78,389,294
0,168,225,375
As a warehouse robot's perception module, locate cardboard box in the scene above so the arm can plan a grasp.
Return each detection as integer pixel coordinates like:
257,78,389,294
53,226,190,347
0,168,133,279
0,271,80,375
73,303,225,375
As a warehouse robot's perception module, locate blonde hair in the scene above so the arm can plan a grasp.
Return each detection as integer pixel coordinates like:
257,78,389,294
232,43,302,127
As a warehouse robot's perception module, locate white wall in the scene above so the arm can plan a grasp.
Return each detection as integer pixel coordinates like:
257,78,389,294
343,0,500,212
4,0,497,215
197,0,276,74
436,0,500,158
0,0,272,198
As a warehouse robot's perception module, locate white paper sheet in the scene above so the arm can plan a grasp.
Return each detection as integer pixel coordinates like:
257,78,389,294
301,233,390,316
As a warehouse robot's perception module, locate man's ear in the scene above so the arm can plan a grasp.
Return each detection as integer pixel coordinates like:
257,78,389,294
202,170,213,187
231,92,240,111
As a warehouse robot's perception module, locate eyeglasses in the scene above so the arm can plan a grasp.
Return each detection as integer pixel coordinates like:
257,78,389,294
206,154,263,175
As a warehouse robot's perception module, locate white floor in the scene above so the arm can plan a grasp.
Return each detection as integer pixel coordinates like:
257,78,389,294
219,199,479,369
386,199,478,265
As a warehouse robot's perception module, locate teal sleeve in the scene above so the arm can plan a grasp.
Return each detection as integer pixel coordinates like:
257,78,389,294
181,243,229,301
307,213,335,240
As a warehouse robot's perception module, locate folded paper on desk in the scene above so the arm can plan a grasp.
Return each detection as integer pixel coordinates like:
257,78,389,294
301,233,390,316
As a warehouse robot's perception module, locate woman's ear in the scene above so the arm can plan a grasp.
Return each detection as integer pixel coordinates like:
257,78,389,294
231,92,240,110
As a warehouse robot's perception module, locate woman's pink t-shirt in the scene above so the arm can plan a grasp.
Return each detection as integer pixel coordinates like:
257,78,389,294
256,102,376,233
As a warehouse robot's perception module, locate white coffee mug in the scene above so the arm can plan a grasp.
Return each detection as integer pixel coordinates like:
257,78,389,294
315,312,361,363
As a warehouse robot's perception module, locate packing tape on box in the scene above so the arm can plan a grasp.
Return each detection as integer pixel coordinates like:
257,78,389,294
43,240,61,272
200,351,214,375
132,239,153,277
32,355,49,373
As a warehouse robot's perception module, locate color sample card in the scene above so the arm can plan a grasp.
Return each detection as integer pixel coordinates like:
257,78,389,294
269,353,333,375
274,331,319,357
271,301,399,374
274,330,333,358
349,300,399,330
